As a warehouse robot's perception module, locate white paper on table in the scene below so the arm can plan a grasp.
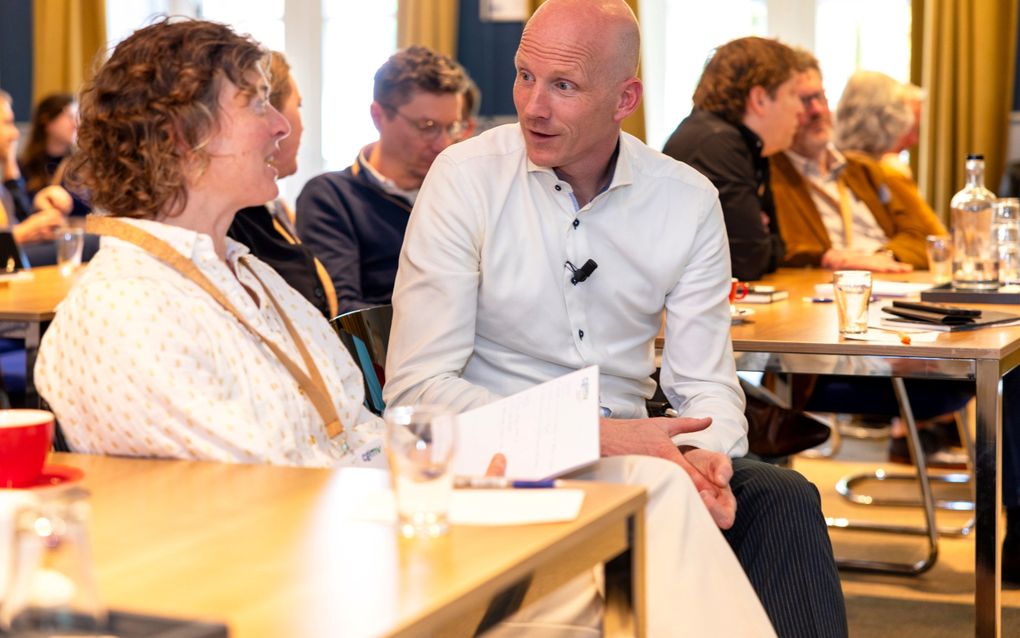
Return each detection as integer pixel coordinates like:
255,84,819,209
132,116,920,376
451,365,600,480
815,280,934,299
350,488,586,526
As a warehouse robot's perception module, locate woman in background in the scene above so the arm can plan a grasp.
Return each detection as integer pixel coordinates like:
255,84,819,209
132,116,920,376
19,93,77,197
227,51,337,319
834,70,942,232
20,92,91,219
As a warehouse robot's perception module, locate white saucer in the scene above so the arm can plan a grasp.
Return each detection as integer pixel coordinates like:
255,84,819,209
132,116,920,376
731,307,754,323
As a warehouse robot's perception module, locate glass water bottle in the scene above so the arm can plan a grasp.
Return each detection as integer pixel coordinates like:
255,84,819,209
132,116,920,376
951,153,999,290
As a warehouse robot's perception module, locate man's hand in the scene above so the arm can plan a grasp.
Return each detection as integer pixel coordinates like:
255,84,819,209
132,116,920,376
484,453,507,476
822,248,912,273
12,209,65,244
600,417,738,529
1,135,19,181
599,416,711,462
679,447,737,529
33,185,73,215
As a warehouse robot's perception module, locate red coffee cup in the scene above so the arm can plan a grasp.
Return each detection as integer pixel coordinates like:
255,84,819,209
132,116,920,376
729,278,749,304
0,410,55,488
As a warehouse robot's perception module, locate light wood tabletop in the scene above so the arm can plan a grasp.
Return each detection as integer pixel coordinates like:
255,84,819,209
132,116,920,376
45,453,646,638
729,269,1020,361
0,266,80,405
666,267,1019,637
0,266,77,323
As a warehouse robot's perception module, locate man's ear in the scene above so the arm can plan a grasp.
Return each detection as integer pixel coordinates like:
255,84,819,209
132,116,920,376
614,77,643,124
369,101,385,133
746,85,770,117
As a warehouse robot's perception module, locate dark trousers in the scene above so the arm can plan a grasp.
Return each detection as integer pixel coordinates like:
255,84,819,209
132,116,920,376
724,457,848,638
1004,370,1020,509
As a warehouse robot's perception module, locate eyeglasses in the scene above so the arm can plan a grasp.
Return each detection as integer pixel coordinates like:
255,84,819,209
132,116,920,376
800,91,827,109
386,107,467,141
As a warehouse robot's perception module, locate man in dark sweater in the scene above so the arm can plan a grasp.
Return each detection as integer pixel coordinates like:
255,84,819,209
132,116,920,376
296,47,475,313
661,37,803,281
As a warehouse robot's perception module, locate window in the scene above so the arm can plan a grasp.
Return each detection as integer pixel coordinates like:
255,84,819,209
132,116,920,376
321,0,397,171
200,0,286,52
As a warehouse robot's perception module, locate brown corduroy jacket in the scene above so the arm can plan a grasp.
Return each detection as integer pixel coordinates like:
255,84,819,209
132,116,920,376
770,150,947,268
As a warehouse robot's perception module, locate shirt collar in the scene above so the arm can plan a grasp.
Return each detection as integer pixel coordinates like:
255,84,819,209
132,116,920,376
524,133,633,196
116,217,251,267
785,143,847,179
735,122,766,159
357,144,418,204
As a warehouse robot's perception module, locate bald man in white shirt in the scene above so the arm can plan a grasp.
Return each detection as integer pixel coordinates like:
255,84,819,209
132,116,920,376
384,1,847,636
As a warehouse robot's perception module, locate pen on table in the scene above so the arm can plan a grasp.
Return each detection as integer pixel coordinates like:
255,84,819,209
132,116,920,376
802,296,833,303
454,476,563,489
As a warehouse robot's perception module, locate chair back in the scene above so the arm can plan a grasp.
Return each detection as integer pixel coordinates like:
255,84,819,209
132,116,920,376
330,305,392,415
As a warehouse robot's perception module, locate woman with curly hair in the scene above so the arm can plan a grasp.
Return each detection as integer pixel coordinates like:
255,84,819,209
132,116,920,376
35,18,381,465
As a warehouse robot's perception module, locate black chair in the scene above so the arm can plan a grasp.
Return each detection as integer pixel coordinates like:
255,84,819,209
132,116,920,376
330,305,392,415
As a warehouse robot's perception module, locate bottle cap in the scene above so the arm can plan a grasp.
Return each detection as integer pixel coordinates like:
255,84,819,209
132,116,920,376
967,153,985,160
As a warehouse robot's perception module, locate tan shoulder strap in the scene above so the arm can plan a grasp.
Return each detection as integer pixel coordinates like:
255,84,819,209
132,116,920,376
85,215,346,441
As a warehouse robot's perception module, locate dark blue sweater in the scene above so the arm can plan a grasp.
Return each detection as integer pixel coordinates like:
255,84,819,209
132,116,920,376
295,157,412,314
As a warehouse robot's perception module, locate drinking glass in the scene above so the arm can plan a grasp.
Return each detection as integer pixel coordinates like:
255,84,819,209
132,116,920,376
925,234,953,285
384,405,457,539
55,228,85,277
993,198,1020,286
0,487,107,635
833,270,872,335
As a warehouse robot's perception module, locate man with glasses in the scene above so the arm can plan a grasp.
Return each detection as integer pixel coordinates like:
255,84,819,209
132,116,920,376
771,50,934,272
296,47,475,312
662,37,804,281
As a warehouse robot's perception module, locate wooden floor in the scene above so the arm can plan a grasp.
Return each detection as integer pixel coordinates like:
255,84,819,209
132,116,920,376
792,428,1020,636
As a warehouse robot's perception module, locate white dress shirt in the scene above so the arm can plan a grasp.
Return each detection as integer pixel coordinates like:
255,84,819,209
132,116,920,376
36,218,382,466
384,124,748,456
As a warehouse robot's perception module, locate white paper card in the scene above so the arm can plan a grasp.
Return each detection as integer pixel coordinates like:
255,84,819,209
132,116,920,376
451,366,600,480
351,489,586,526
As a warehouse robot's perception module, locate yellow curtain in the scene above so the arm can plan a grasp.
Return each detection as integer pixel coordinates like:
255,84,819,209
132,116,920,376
397,0,459,57
528,0,646,141
917,0,1018,220
33,0,107,103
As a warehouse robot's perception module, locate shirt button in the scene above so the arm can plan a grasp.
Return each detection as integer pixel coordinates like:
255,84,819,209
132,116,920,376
314,287,324,298
578,329,585,340
555,185,562,191
572,219,580,228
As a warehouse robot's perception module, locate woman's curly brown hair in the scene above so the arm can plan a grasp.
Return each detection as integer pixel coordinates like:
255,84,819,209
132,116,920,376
693,37,799,126
69,18,267,219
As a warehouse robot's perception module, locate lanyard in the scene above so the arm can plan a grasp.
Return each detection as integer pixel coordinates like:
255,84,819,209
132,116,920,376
85,215,346,441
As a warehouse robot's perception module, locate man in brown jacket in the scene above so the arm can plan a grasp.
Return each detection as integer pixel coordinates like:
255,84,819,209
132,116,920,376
771,52,944,271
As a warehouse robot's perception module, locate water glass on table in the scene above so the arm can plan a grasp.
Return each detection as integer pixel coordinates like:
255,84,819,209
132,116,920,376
0,487,107,635
384,404,457,539
833,270,872,335
994,198,1020,285
925,234,952,285
55,227,85,277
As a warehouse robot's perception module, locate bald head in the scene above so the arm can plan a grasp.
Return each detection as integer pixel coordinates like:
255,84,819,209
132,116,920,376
523,0,640,83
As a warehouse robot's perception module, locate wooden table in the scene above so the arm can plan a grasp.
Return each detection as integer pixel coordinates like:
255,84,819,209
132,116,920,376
713,268,1020,638
47,453,647,637
0,266,78,405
